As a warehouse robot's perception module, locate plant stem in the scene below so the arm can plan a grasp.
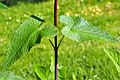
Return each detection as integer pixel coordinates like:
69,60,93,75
54,0,58,80
58,36,64,49
49,39,55,48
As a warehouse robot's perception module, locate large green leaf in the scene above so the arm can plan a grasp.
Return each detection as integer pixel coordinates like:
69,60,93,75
0,71,24,80
104,47,120,74
2,16,45,70
60,15,118,42
0,2,7,9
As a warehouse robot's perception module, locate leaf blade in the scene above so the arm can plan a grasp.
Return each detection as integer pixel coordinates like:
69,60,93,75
60,15,118,42
0,2,7,9
2,16,44,70
40,25,57,37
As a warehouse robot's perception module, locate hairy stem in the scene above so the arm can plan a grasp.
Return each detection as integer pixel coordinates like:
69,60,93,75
54,0,58,80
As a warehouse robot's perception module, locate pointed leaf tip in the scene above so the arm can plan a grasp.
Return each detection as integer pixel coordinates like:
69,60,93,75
30,15,45,22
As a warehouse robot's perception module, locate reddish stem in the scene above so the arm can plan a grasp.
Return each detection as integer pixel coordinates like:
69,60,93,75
54,0,58,80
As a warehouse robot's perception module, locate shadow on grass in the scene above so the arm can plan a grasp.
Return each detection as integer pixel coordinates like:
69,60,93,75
0,0,49,6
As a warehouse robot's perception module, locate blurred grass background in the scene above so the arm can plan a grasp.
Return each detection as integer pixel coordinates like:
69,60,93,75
0,0,120,80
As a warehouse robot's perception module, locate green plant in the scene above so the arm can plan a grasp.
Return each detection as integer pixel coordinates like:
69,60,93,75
72,73,76,80
0,0,119,80
34,56,66,80
0,2,7,9
104,47,120,75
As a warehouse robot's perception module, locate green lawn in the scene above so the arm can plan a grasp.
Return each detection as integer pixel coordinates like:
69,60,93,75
0,0,120,80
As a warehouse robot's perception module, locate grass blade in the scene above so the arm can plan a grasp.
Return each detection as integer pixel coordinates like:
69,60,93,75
104,47,120,74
